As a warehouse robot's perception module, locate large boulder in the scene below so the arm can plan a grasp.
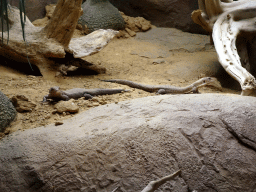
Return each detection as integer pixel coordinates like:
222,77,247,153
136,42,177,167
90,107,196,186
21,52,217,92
78,0,125,33
10,0,205,34
0,94,256,191
109,0,206,34
0,91,16,132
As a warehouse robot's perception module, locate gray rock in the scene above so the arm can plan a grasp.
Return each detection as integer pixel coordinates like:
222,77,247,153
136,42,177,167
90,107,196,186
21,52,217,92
0,94,256,191
0,91,16,132
136,28,210,53
78,0,125,33
109,0,206,34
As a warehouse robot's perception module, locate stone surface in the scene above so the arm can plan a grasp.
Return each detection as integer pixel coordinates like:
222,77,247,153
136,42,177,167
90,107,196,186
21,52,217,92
109,0,206,34
0,94,256,191
135,28,210,53
67,29,119,58
11,95,37,113
78,0,125,33
132,27,238,89
0,91,17,132
10,0,205,34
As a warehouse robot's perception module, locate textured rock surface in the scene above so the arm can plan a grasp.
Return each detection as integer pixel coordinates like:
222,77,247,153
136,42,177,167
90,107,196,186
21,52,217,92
11,95,36,113
9,0,58,21
135,28,210,53
10,0,204,34
0,91,16,132
78,0,125,33
109,0,206,34
0,94,256,191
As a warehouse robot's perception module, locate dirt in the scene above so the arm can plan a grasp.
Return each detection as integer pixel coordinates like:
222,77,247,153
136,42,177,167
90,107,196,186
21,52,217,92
0,27,241,138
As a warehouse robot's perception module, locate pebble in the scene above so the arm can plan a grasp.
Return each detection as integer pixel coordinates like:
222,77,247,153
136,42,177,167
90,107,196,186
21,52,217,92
55,121,63,126
54,100,79,114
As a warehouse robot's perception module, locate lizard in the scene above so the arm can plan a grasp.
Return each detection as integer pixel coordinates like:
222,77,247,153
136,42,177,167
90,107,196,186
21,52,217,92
42,86,128,102
101,77,222,94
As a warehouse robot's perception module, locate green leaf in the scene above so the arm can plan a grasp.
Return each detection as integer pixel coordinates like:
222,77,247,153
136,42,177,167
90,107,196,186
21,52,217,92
19,0,26,41
0,0,9,44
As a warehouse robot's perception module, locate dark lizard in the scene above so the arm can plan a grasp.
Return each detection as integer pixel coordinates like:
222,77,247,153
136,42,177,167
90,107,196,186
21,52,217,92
101,77,222,94
43,86,128,102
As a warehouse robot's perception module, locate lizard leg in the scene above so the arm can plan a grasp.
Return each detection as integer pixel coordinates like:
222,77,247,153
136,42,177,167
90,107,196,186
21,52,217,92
191,87,199,93
42,95,49,102
156,89,167,94
83,93,93,100
63,95,70,101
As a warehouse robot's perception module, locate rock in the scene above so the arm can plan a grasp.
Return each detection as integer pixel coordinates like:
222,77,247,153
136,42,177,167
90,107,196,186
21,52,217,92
54,100,79,113
11,95,36,113
0,4,86,79
32,4,56,27
221,113,256,150
32,17,49,27
0,91,16,132
78,0,125,33
45,4,56,18
135,28,210,53
56,64,79,76
67,29,119,58
124,27,136,37
109,0,206,34
32,3,152,39
117,12,152,38
1,94,256,191
10,0,205,34
9,0,58,22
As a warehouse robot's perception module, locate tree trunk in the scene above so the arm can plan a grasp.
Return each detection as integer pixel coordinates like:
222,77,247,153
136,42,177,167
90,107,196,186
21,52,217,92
43,0,83,47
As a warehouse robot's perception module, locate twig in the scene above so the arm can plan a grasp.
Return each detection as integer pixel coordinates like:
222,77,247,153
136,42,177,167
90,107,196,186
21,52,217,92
111,186,120,192
141,170,181,192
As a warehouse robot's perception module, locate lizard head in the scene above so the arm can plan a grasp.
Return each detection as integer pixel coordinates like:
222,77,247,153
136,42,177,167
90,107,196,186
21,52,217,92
49,86,60,94
197,77,222,91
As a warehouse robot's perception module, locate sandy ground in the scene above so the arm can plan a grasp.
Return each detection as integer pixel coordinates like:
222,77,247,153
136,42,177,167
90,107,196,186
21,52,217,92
0,28,241,137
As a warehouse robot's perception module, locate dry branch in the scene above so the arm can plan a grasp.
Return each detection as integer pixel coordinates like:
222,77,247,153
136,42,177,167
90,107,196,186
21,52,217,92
192,0,256,95
141,170,181,192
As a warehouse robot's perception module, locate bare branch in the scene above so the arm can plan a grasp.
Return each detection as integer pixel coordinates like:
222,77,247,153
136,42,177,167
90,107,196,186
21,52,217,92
141,170,181,192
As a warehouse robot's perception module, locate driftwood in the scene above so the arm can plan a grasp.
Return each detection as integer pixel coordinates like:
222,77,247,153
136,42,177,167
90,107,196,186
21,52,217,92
192,0,256,95
0,0,116,78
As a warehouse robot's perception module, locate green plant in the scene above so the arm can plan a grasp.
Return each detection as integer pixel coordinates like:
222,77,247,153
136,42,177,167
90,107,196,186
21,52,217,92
0,0,32,69
0,0,26,43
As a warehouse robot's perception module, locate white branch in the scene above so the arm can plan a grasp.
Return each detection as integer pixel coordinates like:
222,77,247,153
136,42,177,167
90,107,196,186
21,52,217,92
141,170,181,192
212,6,256,95
194,0,256,95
